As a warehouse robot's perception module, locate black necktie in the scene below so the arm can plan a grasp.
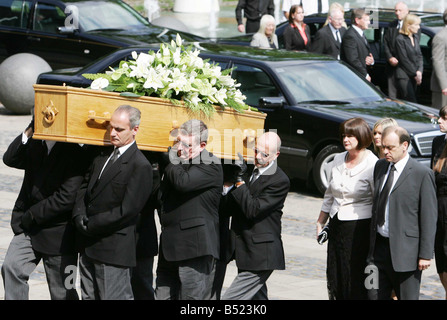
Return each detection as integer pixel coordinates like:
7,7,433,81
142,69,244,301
100,148,119,178
362,33,368,45
250,168,260,185
40,140,49,165
377,164,395,226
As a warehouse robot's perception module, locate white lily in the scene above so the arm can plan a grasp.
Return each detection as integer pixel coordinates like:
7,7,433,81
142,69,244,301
214,88,228,105
91,77,109,90
176,33,182,47
143,68,164,91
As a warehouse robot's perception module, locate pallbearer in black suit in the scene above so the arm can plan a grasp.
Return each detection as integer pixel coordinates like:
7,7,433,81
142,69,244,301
341,8,374,82
221,132,290,300
310,6,346,60
2,118,88,300
73,105,152,300
155,119,223,300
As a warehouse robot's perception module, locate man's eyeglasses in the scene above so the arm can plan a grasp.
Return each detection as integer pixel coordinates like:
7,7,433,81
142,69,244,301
253,148,269,158
177,140,193,149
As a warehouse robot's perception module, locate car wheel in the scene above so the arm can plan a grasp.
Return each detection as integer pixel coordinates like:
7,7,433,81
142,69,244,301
312,144,343,195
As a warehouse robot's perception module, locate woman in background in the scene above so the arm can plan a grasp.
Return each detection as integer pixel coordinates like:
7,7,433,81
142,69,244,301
395,14,423,102
250,14,278,49
372,118,398,158
432,105,447,299
316,117,377,300
283,4,311,51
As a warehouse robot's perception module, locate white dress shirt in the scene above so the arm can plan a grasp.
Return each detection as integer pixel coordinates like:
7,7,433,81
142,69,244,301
377,153,410,237
329,23,341,59
321,149,378,221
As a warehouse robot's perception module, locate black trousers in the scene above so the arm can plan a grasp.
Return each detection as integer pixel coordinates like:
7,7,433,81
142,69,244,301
372,234,422,300
245,19,260,34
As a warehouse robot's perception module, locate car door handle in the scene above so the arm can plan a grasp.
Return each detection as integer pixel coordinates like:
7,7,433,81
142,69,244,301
27,36,41,41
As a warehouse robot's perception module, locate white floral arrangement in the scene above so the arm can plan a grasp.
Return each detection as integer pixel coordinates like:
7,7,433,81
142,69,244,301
83,34,254,117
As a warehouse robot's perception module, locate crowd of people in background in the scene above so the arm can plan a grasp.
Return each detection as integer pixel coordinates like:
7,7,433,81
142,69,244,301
239,0,447,108
3,0,447,301
236,0,447,300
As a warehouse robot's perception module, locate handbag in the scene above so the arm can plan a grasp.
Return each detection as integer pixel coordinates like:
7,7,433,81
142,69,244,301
317,222,330,245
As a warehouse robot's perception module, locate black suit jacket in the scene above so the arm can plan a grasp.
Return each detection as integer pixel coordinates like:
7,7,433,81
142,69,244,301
384,19,400,73
3,134,87,255
311,25,346,59
384,19,421,70
283,23,311,51
135,152,161,259
341,26,372,77
223,163,290,271
235,0,274,24
73,142,152,267
394,33,423,80
159,149,223,262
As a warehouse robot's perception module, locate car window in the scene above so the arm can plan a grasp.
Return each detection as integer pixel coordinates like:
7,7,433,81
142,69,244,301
0,0,31,28
68,1,149,32
275,61,383,104
419,32,431,48
364,28,382,61
230,64,280,107
33,2,66,33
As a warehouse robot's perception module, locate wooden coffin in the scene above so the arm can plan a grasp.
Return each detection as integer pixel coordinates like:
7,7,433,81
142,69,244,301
33,84,267,160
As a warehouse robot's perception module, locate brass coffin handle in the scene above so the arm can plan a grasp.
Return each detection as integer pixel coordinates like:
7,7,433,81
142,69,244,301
88,111,111,124
42,101,59,125
243,129,256,147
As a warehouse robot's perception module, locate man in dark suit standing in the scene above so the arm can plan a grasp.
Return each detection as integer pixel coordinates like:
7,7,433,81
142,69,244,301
2,118,87,300
310,6,346,60
221,132,290,300
155,119,223,300
236,0,275,34
72,105,152,300
367,126,437,300
383,2,409,99
341,8,375,82
131,156,160,300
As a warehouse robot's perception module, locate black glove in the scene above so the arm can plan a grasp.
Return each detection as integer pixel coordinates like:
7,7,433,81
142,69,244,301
26,116,34,132
74,215,89,235
21,210,34,231
232,152,247,183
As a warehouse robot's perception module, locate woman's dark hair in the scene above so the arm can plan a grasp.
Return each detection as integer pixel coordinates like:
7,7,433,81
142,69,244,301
288,4,304,24
340,117,373,150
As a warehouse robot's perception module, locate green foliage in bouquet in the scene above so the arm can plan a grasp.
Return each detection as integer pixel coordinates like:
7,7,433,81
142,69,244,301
83,34,253,117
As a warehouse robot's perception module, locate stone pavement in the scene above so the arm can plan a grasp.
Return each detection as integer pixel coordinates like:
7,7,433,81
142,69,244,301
0,105,444,300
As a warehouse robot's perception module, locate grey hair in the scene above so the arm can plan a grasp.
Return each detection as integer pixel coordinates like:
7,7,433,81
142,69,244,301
179,119,208,144
114,105,141,129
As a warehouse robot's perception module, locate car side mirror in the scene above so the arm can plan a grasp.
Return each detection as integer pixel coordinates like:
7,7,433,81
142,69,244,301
58,26,76,35
259,97,284,109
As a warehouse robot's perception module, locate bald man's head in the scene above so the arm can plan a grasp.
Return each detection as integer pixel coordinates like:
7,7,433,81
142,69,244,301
254,132,281,168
